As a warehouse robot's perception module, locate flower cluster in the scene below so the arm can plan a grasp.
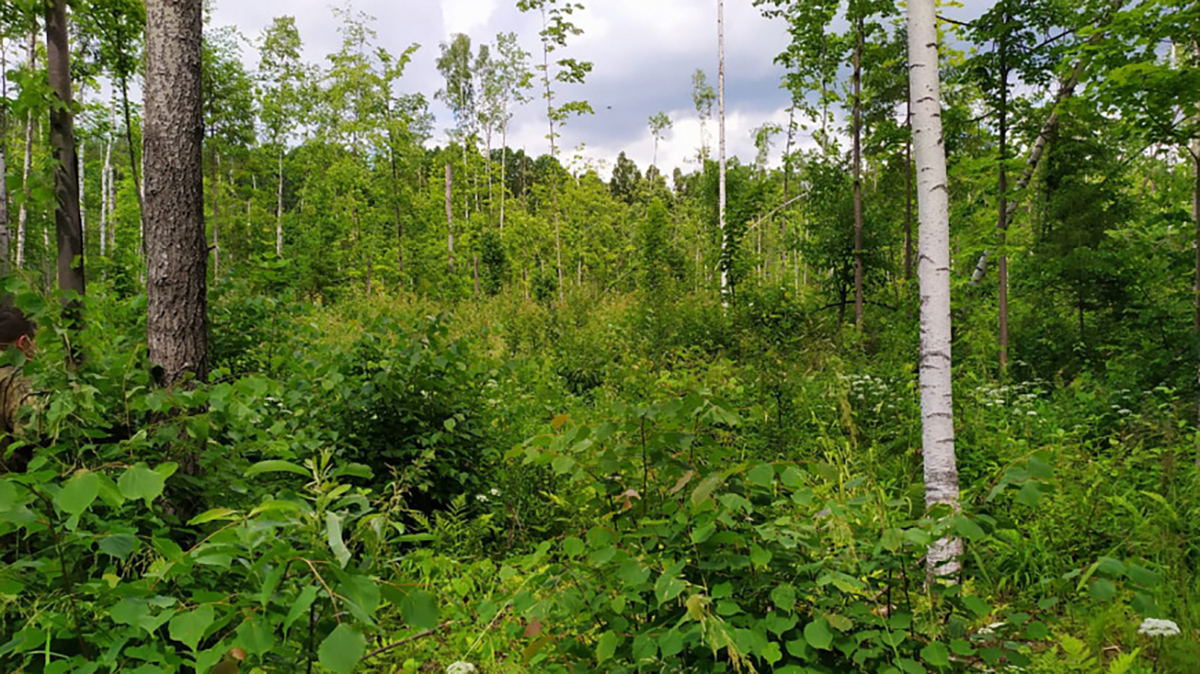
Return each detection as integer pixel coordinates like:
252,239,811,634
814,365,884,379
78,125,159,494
1137,618,1180,637
447,662,478,674
475,488,503,504
975,382,1044,420
841,374,900,414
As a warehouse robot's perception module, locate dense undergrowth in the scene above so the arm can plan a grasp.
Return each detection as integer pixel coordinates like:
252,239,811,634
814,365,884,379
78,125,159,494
0,275,1197,673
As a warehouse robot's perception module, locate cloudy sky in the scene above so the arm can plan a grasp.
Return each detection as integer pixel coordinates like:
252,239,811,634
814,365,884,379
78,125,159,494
210,0,990,177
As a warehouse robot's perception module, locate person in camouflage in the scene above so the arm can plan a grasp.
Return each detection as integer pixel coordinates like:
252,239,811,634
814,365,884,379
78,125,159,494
0,306,37,472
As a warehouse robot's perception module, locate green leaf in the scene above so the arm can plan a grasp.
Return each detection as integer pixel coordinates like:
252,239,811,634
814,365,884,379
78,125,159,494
400,590,439,630
111,598,149,626
921,641,951,668
770,584,796,611
188,508,240,525
596,630,618,662
326,512,351,567
1088,579,1117,602
236,615,276,655
659,629,683,658
118,463,167,505
691,474,723,507
318,624,366,674
654,572,686,605
898,658,928,674
955,517,986,541
55,471,100,515
1126,564,1163,587
168,605,214,651
747,464,775,488
284,586,320,634
619,559,650,588
804,618,833,650
245,460,310,477
1014,482,1044,507
690,522,716,544
99,534,140,559
963,595,991,618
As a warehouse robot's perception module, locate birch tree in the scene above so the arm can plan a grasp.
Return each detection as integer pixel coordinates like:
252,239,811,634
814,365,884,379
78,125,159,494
718,0,728,297
908,0,961,578
258,16,306,258
516,0,594,302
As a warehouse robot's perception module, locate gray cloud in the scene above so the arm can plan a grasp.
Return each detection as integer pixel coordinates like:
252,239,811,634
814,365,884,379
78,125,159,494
212,0,999,176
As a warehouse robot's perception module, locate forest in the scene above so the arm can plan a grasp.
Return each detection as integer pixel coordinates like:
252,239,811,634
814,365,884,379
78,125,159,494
0,0,1198,672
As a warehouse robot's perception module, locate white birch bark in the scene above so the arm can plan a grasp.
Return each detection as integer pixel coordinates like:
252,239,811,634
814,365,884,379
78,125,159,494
718,0,728,296
17,31,35,270
908,0,962,579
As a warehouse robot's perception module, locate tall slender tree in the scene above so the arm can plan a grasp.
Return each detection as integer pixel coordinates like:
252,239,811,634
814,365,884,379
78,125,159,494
145,0,207,387
516,0,594,301
718,0,728,297
45,0,85,308
257,16,306,258
908,0,961,579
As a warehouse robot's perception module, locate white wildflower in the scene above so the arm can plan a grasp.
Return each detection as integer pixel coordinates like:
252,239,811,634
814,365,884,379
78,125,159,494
1138,618,1180,637
1118,409,1131,416
447,663,478,674
475,494,489,503
489,488,502,497
1027,411,1038,417
978,622,1006,637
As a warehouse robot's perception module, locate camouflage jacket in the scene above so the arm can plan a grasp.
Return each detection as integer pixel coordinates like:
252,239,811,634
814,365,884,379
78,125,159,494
0,364,35,435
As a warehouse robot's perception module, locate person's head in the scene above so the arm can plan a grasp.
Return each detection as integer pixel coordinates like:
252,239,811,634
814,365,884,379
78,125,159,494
0,307,36,360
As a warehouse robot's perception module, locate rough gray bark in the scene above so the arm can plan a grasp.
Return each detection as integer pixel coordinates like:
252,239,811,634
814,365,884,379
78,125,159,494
909,0,961,579
45,0,86,308
145,0,207,387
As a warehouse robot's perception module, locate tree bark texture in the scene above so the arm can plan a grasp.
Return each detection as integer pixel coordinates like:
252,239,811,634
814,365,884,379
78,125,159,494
445,162,455,273
145,0,208,387
17,31,35,271
45,0,86,308
853,15,865,330
0,44,10,277
718,0,728,296
908,0,962,579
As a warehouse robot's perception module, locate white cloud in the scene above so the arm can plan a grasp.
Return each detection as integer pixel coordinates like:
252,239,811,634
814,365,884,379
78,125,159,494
441,0,498,39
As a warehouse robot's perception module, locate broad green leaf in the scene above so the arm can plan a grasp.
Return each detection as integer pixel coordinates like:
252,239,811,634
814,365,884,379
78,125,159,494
921,641,951,668
963,595,991,617
746,464,775,488
284,585,320,634
111,598,149,626
690,474,723,507
188,508,240,525
596,630,618,662
1088,579,1117,602
770,584,796,611
326,512,351,567
168,605,214,651
654,573,685,605
400,590,439,630
99,534,140,559
804,618,833,650
659,629,683,658
245,460,310,477
236,615,276,655
1126,564,1162,587
55,471,99,515
318,624,366,674
118,463,167,505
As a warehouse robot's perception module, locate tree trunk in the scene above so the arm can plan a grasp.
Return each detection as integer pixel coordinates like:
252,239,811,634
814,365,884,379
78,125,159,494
718,0,728,297
997,21,1011,377
904,98,913,282
120,75,145,261
909,0,961,580
276,145,284,257
852,15,865,330
0,43,10,277
210,149,219,279
445,162,455,273
145,0,207,387
17,30,35,271
500,126,507,234
45,0,86,310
